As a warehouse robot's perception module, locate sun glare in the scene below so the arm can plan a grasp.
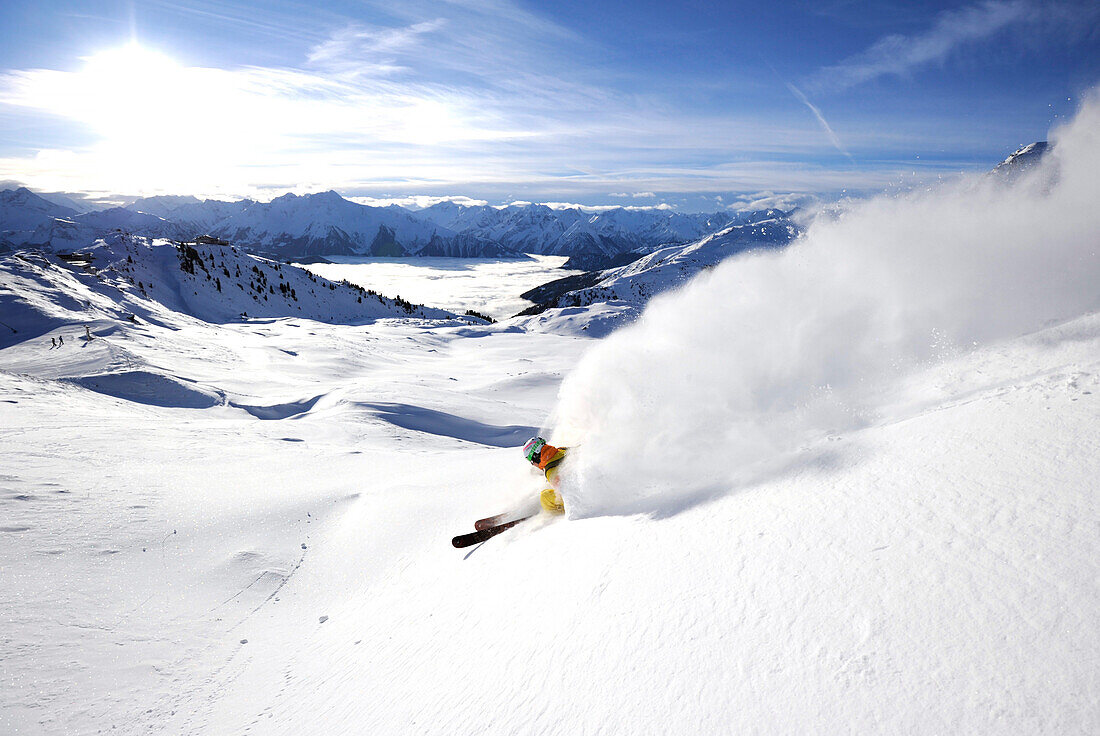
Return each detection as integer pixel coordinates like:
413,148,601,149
3,41,502,196
68,43,246,193
78,44,193,138
83,44,181,87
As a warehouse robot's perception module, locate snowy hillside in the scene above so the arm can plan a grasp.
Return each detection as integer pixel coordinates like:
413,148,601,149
417,201,737,268
209,191,457,258
126,195,245,231
991,141,1050,180
1,226,1097,734
0,233,458,346
6,206,190,254
513,213,797,336
0,187,78,249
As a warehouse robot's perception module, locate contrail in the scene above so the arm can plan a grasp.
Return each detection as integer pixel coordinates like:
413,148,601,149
786,82,854,161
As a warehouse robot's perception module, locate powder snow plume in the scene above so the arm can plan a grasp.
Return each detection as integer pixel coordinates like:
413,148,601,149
551,88,1100,519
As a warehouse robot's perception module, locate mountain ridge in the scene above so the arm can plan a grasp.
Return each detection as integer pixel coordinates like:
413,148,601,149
1,188,749,263
1,140,1047,262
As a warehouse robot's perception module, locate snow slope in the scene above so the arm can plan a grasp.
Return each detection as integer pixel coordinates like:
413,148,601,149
210,191,452,258
183,315,1100,735
11,207,188,253
1,255,1096,735
512,213,797,336
0,234,459,347
991,141,1050,181
417,201,737,268
0,270,588,734
0,188,79,248
2,91,1099,736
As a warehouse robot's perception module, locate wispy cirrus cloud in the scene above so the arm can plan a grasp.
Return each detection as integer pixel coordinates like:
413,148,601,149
727,191,820,213
540,201,674,212
786,83,853,160
347,194,488,209
806,0,1031,94
307,19,448,74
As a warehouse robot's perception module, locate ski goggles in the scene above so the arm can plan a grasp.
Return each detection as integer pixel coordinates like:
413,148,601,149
524,438,546,463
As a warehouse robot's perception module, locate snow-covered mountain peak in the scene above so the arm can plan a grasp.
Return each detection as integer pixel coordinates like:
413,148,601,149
3,185,762,262
0,187,94,215
991,141,1051,181
0,187,79,238
128,194,203,213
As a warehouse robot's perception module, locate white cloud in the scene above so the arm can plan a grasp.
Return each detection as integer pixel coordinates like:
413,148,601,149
542,201,672,212
0,43,536,197
728,191,819,212
308,19,448,72
807,1,1030,94
347,194,488,209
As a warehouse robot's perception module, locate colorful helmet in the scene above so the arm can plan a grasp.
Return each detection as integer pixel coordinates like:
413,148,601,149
523,436,546,464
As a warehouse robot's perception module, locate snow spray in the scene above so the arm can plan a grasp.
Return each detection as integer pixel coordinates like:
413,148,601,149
551,88,1100,519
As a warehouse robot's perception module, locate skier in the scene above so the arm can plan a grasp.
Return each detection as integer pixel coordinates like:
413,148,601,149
451,435,568,548
523,436,566,514
51,337,57,348
58,335,63,346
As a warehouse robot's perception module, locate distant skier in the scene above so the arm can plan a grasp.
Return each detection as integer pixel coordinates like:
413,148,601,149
58,335,63,346
523,436,566,514
83,324,92,341
51,337,56,348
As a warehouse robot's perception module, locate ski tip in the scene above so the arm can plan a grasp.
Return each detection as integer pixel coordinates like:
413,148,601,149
452,516,533,549
452,532,482,549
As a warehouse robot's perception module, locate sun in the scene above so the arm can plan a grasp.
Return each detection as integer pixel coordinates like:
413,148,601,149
74,44,192,142
67,43,247,193
82,43,183,90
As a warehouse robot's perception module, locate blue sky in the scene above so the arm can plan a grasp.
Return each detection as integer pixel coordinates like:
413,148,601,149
0,0,1097,210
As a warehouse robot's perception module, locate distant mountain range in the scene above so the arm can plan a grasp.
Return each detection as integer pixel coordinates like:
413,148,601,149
0,141,1048,269
513,214,799,336
0,187,753,266
413,200,737,269
508,141,1057,335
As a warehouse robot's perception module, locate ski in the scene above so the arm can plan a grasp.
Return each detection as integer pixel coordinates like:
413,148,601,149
474,512,510,531
452,516,534,549
475,498,542,531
